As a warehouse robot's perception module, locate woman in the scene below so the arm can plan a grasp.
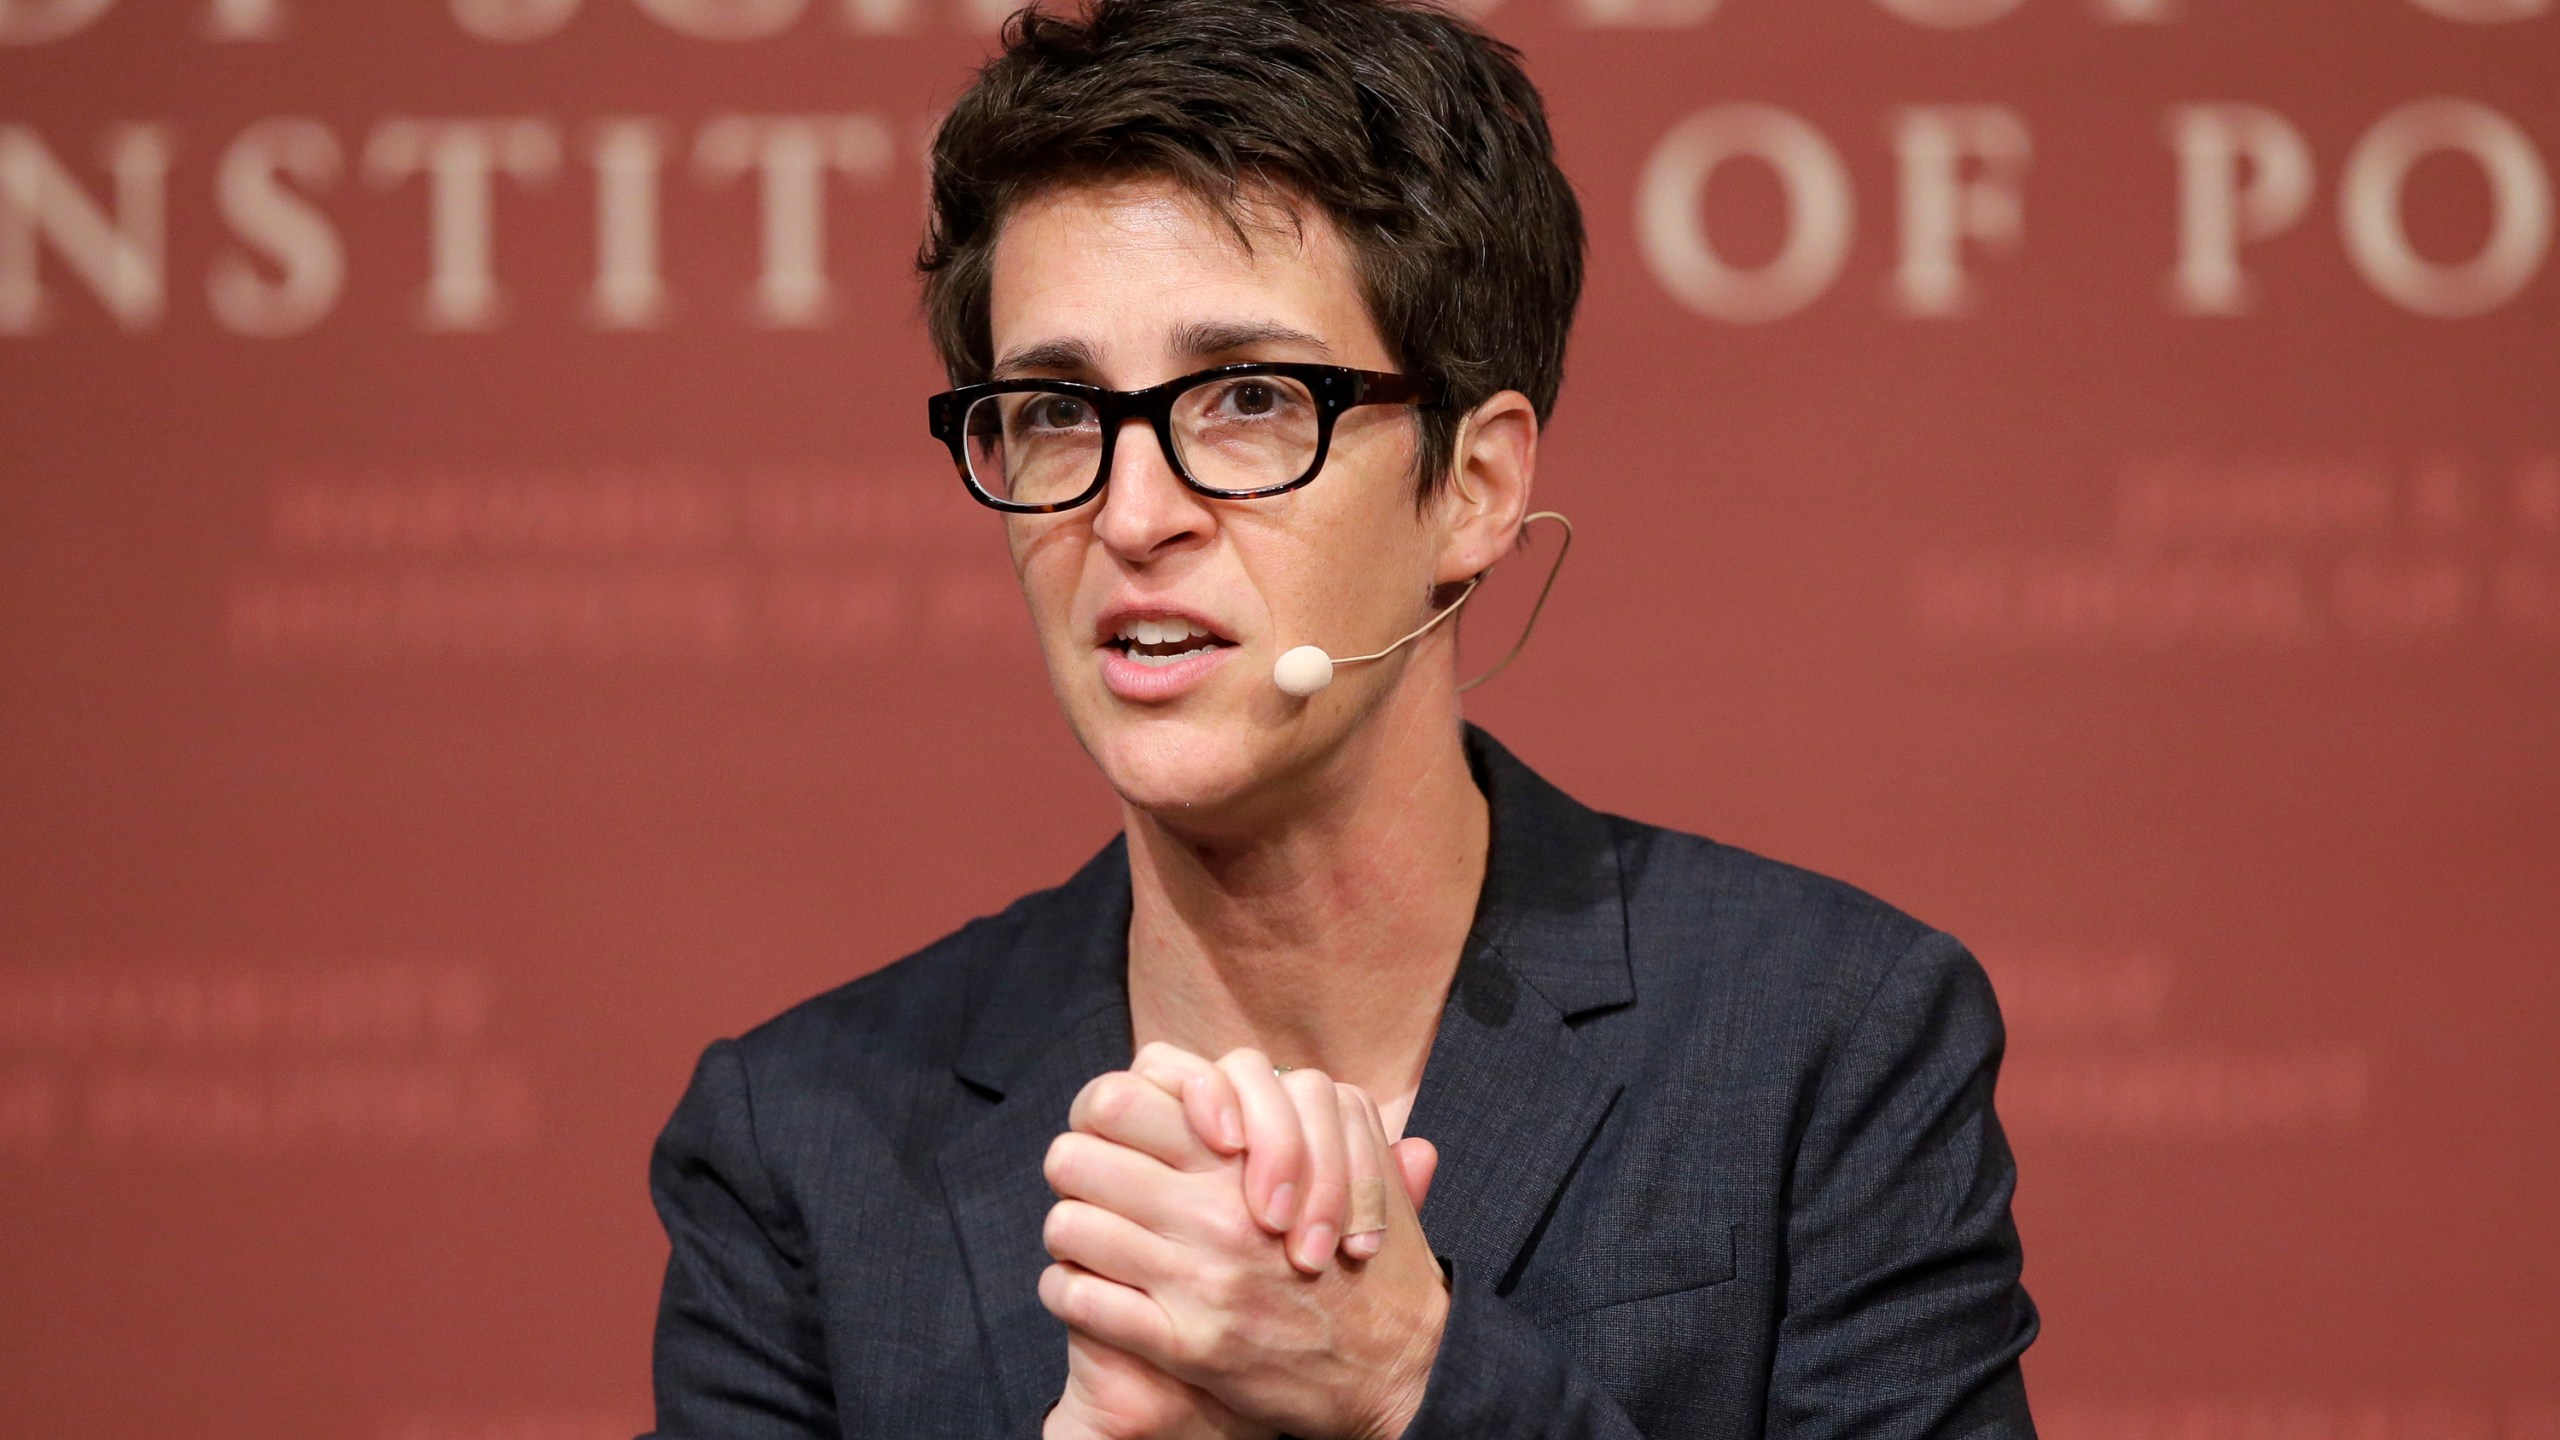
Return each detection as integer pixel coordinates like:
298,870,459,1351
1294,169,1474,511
646,3,2038,1437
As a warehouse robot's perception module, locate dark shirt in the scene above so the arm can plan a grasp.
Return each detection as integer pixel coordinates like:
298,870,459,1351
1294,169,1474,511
646,726,2039,1439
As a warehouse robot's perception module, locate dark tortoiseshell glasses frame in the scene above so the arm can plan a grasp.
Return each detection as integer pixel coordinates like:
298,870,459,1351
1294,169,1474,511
927,362,1444,515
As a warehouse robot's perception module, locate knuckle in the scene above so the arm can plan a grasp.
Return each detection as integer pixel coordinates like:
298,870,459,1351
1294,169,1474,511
1201,1257,1248,1310
1175,1305,1232,1372
1058,1272,1097,1328
1208,1198,1260,1249
1043,1132,1084,1188
1256,1128,1305,1173
1162,1317,1207,1375
1090,1071,1142,1125
1340,1079,1382,1122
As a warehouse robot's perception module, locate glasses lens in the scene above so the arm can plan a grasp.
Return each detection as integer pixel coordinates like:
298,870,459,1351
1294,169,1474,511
965,391,1102,507
1172,374,1320,494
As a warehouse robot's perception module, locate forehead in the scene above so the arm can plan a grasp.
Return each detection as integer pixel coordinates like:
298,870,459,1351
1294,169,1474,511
985,177,1387,370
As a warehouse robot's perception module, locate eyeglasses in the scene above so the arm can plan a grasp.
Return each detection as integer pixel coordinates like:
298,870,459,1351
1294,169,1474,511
927,362,1443,514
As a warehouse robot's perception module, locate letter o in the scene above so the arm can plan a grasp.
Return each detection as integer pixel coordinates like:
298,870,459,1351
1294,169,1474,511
450,0,581,41
631,0,803,39
1637,104,1855,323
1870,0,2029,26
0,0,117,44
2403,0,2547,20
2341,98,2552,318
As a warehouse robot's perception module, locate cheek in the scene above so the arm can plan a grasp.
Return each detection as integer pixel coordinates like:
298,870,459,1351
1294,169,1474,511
1306,441,1432,585
1333,409,1424,494
1008,521,1089,647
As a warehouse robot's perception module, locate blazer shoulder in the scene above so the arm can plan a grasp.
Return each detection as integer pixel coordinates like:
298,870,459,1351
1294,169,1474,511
1603,810,1954,1018
722,867,1086,1087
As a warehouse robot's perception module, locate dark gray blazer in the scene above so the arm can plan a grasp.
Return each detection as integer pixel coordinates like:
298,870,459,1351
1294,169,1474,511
648,727,2038,1440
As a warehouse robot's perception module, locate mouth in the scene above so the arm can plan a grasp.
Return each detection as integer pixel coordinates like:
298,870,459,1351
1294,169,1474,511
1104,614,1238,669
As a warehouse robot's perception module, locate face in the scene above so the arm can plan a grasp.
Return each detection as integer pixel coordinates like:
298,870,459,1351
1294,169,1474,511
983,178,1473,825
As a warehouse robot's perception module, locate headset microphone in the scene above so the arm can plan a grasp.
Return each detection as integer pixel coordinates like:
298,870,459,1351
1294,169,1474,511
1270,511,1574,698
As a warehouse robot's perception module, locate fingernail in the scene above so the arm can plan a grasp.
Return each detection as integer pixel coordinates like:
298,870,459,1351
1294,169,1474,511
1347,1230,1383,1260
1219,1107,1243,1150
1266,1183,1298,1230
1298,1224,1336,1270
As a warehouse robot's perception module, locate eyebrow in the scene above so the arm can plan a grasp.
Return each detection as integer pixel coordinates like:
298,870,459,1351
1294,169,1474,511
989,320,1334,380
1171,319,1333,360
992,337,1101,376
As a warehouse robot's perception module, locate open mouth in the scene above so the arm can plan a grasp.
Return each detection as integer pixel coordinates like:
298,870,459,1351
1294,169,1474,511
1108,617,1235,669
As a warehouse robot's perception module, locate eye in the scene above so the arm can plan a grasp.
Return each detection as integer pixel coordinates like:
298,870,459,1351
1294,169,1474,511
1022,395,1094,432
1226,382,1279,417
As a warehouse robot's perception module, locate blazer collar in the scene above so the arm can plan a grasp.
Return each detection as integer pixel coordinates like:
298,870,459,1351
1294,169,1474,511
1453,724,1636,1019
950,837,1134,1099
939,726,1634,1426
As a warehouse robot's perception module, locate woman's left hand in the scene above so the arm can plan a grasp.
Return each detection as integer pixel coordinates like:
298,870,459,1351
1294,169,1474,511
1041,1062,1449,1440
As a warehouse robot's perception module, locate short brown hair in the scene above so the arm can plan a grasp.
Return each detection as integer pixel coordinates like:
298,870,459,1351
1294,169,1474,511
917,0,1586,497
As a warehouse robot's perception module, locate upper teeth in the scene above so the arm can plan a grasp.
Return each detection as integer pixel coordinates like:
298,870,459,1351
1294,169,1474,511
1120,618,1209,645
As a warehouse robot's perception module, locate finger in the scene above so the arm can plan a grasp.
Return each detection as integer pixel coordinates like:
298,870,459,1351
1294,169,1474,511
1279,1067,1349,1273
1042,1131,1199,1236
1043,1198,1182,1291
1131,1042,1245,1155
1341,1087,1430,1223
1393,1135,1439,1213
1214,1048,1306,1232
1039,1261,1177,1362
1182,1071,1247,1157
1069,1070,1222,1173
1338,1083,1390,1260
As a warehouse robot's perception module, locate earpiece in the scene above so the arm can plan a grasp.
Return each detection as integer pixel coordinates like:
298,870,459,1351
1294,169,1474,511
1269,576,1481,697
1269,511,1574,698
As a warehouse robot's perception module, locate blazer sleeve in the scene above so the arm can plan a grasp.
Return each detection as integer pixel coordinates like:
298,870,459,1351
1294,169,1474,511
1395,1255,1649,1440
1767,929,2039,1440
1397,929,2036,1440
645,1038,839,1439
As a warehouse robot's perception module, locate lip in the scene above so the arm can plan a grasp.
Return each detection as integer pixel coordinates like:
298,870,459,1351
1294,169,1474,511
1093,604,1240,704
1099,639,1237,702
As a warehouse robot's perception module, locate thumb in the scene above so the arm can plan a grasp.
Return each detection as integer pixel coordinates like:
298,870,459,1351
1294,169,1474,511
1391,1136,1438,1212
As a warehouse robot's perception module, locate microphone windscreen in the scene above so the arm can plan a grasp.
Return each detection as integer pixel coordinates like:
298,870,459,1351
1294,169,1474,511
1272,645,1335,697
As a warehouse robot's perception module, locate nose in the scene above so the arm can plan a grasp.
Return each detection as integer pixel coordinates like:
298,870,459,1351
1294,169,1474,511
1089,414,1214,563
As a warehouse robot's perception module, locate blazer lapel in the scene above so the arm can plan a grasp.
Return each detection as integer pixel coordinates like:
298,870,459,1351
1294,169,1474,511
937,844,1135,1436
1404,729,1638,1295
1404,950,1622,1293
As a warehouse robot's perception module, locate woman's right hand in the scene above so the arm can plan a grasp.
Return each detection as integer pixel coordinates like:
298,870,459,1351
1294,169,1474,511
1039,1045,1439,1440
1126,1041,1438,1269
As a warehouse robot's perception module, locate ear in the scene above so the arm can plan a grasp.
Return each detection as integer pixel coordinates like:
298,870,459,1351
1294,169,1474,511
1432,389,1538,586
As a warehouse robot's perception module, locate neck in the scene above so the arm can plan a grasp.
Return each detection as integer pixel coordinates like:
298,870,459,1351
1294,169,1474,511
1122,681,1488,1133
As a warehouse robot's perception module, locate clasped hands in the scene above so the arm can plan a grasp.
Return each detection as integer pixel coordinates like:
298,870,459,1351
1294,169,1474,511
1039,1042,1450,1440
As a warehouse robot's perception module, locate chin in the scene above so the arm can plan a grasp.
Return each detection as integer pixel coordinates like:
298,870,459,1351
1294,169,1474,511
1084,710,1271,819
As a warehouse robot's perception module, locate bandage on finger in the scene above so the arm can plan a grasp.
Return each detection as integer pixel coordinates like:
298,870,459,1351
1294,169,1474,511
1347,1175,1389,1235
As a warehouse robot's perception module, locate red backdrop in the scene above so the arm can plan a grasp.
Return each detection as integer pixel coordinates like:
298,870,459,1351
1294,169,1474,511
3,1,2555,1436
